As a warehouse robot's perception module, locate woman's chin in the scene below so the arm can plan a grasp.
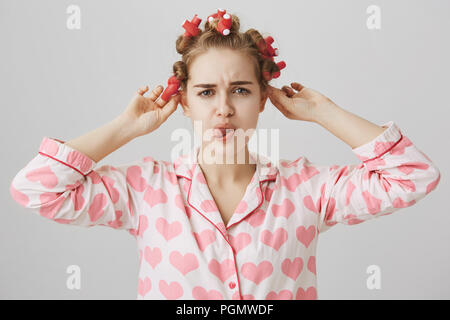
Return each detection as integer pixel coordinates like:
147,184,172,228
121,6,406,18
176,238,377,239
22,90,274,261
202,139,248,164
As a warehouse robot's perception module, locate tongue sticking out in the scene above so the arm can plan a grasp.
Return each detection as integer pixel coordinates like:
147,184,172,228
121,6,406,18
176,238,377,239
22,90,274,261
214,128,233,138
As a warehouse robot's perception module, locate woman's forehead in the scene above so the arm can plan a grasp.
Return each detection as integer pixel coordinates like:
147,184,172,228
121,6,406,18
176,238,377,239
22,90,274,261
189,50,256,85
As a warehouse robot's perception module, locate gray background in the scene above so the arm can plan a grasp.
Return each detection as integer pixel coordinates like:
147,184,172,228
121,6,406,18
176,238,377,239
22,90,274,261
1,0,448,299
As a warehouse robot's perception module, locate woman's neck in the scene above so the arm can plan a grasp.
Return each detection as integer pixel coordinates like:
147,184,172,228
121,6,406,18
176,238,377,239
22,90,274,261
197,145,256,187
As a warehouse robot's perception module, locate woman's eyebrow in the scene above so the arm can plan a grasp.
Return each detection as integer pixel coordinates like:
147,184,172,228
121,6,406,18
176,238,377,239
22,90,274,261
193,81,253,88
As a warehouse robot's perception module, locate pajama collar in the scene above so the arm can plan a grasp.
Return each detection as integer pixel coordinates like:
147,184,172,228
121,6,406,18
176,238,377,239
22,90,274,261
173,145,278,231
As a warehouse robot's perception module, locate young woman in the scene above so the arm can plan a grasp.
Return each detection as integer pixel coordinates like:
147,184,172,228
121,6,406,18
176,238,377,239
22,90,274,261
10,10,441,300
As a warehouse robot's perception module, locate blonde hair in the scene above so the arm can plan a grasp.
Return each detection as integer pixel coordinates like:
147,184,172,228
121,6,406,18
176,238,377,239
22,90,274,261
172,13,282,93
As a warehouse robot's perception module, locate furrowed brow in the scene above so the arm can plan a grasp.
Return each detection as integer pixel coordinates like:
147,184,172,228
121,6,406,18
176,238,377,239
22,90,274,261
193,81,253,88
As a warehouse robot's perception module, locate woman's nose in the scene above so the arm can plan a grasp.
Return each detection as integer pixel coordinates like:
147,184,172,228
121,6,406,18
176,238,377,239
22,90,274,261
216,108,234,117
216,99,234,117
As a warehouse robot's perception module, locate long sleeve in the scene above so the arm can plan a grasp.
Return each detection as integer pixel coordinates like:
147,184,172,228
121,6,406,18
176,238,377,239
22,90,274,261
10,137,157,231
301,121,441,234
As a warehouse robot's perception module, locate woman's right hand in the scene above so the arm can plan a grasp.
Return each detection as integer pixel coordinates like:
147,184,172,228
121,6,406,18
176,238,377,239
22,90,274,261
120,85,181,138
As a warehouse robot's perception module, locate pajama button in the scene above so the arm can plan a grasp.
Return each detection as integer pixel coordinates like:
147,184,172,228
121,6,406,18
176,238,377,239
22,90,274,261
229,281,236,289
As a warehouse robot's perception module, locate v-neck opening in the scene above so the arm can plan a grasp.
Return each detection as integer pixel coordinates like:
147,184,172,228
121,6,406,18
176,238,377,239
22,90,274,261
180,145,275,233
195,162,260,229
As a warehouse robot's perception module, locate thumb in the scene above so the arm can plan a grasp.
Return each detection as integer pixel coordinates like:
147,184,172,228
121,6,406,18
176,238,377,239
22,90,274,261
159,93,180,122
267,86,291,108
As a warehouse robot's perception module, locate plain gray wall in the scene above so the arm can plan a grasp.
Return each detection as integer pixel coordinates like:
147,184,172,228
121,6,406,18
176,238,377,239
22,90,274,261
1,0,448,299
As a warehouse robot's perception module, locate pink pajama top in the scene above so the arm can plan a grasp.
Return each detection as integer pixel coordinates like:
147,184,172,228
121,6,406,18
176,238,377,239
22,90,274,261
10,121,441,300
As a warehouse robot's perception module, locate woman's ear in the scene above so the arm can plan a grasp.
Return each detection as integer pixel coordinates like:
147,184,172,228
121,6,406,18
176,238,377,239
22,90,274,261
179,91,191,117
259,89,269,113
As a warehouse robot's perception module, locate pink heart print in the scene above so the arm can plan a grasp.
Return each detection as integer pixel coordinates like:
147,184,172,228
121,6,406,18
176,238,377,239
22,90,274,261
88,193,108,222
68,183,85,211
169,251,199,275
264,185,274,202
296,286,317,300
307,256,316,275
281,157,302,168
271,198,295,218
9,184,29,207
39,192,66,219
126,166,147,192
361,190,382,214
296,225,316,248
216,222,227,234
376,140,398,155
281,257,303,280
343,214,365,225
87,170,102,184
164,171,178,185
200,200,219,213
241,261,273,284
129,215,148,237
138,277,151,297
256,185,263,203
208,258,235,283
196,172,207,184
232,292,248,300
228,232,251,253
281,173,302,192
40,138,59,156
66,150,92,173
184,205,192,219
426,174,440,194
299,164,320,182
234,200,248,214
303,182,327,214
192,286,223,300
155,217,182,241
107,210,123,229
101,176,120,203
386,177,416,192
266,290,293,300
393,197,416,209
260,228,288,251
174,194,185,211
245,208,266,227
345,180,356,206
135,215,148,237
143,156,155,162
26,166,58,189
303,195,321,214
193,230,216,251
159,280,183,300
144,186,168,208
144,246,162,269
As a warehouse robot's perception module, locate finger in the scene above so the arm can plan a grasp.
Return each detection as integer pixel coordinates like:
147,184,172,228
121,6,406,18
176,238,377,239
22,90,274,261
148,85,164,102
282,85,295,97
268,85,292,106
291,82,305,92
137,85,148,96
158,94,180,121
267,87,292,117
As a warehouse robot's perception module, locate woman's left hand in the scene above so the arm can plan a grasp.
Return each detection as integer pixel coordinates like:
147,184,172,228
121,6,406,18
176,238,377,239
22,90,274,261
266,82,335,123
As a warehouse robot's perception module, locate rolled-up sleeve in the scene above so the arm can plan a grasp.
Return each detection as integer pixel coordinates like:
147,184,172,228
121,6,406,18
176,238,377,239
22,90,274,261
10,137,157,231
303,121,441,234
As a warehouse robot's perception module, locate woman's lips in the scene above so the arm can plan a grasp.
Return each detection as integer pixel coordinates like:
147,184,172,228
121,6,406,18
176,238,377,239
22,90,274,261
213,128,235,141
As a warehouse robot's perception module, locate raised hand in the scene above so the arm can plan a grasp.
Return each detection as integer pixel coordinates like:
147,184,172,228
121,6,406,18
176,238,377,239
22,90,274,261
121,85,181,138
267,82,335,123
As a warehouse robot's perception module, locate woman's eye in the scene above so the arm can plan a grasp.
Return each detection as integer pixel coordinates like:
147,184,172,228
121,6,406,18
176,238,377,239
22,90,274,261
199,90,212,97
235,88,250,95
198,88,250,97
